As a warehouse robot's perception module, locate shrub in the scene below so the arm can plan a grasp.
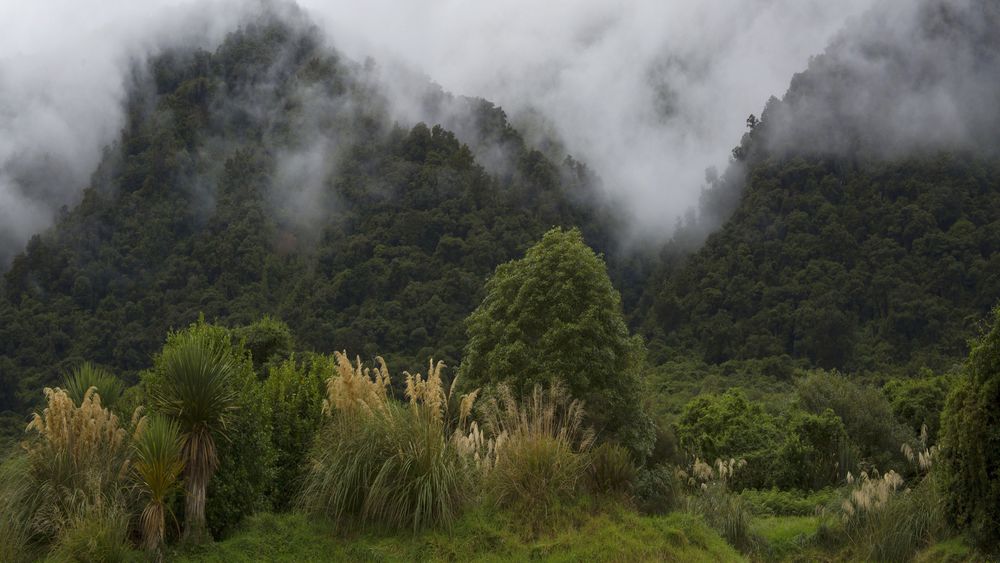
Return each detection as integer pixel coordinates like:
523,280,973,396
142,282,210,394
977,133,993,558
675,389,781,489
883,372,954,444
634,464,680,515
299,353,476,532
938,306,1000,554
146,320,275,541
263,354,326,510
587,442,636,498
774,408,850,490
796,370,914,472
480,382,594,525
738,487,838,517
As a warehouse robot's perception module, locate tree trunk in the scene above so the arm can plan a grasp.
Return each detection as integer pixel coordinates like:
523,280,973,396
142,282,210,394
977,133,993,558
183,465,209,543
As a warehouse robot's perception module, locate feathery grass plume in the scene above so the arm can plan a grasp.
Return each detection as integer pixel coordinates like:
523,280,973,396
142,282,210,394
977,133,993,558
63,362,125,410
302,354,477,532
479,382,595,528
151,330,238,543
24,387,131,534
133,414,185,558
682,456,758,553
322,351,390,415
837,467,946,561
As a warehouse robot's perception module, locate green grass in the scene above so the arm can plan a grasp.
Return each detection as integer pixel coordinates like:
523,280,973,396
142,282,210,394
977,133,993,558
172,507,744,562
914,536,983,563
752,516,819,561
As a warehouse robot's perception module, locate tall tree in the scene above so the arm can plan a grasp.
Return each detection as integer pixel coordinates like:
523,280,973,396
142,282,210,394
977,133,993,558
150,327,238,542
938,306,1000,554
459,228,654,458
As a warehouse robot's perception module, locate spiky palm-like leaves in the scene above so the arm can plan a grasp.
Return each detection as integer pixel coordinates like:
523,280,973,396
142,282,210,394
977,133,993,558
133,415,185,556
63,362,125,410
151,332,237,542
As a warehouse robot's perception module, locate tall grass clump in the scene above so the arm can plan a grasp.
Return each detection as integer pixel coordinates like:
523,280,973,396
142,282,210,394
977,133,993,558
47,492,132,563
587,441,637,498
24,387,132,541
479,382,595,527
300,352,477,532
681,458,760,553
0,455,36,562
838,437,947,562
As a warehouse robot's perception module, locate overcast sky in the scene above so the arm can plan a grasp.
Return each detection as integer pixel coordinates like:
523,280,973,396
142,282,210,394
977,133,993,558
0,0,877,261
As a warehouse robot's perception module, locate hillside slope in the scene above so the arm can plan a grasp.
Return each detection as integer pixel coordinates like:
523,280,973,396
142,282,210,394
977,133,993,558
0,12,619,420
642,0,1000,373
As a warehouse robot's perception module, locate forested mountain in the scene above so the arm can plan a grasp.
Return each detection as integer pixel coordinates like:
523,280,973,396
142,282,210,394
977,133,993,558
0,13,622,420
640,0,1000,374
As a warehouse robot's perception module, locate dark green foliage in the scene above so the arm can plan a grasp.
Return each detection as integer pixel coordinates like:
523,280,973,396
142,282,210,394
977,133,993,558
676,389,781,489
884,372,954,444
774,409,849,490
262,354,326,510
145,320,276,540
643,149,1000,375
0,16,618,427
738,488,838,517
459,228,654,458
938,306,1000,553
634,464,679,515
234,316,294,374
795,371,913,472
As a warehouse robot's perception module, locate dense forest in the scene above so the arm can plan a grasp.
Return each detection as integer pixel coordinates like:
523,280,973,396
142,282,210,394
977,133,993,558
1,0,999,561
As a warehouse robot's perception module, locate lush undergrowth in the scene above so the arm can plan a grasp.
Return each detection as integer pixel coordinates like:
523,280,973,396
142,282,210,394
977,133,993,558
172,507,743,562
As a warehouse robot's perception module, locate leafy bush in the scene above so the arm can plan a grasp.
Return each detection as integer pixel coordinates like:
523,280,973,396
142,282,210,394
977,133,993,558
796,370,914,472
675,389,781,489
146,320,275,541
299,353,475,531
938,306,1000,554
884,372,954,444
263,354,326,510
774,408,850,490
738,487,838,517
634,464,680,515
587,442,636,498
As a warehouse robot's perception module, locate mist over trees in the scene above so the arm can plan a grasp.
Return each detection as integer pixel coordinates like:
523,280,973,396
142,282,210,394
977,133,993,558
1,0,999,560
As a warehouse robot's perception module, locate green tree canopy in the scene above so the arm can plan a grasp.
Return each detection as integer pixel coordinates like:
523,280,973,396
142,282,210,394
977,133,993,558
459,228,653,457
938,306,1000,553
